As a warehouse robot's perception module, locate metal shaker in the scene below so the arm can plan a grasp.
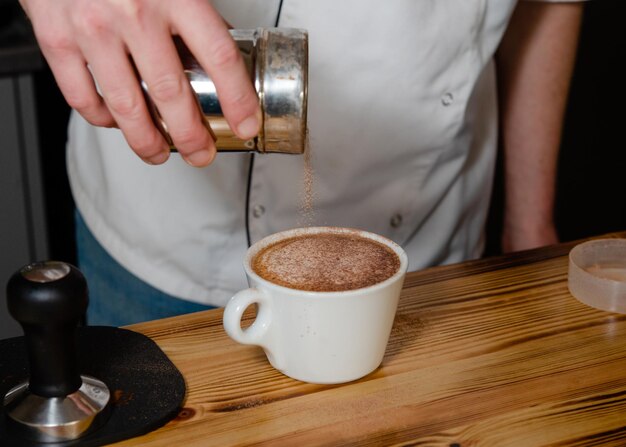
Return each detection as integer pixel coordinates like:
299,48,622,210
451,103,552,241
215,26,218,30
141,28,308,154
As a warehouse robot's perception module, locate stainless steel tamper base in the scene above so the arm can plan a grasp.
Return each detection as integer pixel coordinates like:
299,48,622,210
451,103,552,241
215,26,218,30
4,375,110,443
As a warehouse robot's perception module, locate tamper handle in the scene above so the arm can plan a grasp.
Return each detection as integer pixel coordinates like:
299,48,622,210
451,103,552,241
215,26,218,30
6,261,88,397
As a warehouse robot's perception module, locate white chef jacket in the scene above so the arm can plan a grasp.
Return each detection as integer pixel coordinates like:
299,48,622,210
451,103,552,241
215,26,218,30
66,0,580,306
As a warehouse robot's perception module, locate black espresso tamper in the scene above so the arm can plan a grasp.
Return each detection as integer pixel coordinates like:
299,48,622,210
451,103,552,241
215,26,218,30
3,261,110,443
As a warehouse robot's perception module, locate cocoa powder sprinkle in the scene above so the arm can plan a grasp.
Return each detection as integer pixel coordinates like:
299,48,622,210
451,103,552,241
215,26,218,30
298,130,316,227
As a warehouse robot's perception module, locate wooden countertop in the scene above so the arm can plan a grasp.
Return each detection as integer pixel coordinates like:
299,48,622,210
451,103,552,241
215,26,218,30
118,232,626,446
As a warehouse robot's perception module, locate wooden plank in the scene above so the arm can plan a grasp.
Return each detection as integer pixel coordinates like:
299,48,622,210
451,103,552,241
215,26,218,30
118,232,626,446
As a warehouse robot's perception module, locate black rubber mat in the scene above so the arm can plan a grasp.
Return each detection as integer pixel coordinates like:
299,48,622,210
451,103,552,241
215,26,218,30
0,326,185,446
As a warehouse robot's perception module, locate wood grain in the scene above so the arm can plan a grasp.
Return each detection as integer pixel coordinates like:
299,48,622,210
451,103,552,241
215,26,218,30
116,232,626,446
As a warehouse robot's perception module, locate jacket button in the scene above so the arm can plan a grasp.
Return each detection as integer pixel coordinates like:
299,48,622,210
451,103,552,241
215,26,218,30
390,213,403,228
252,205,265,218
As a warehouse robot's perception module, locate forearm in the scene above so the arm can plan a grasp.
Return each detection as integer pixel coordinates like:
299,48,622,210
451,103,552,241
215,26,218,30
496,1,584,252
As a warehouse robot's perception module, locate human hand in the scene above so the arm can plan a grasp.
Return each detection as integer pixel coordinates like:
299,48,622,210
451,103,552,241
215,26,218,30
20,0,261,166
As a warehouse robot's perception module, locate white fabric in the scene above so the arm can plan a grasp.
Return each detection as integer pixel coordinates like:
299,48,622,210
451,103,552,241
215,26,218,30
66,0,581,306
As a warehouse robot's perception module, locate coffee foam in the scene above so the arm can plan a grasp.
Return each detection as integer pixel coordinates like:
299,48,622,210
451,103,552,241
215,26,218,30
252,232,400,292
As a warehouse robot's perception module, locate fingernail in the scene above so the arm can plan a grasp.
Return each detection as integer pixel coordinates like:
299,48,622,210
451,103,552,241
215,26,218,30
145,151,170,165
236,112,261,139
183,149,214,167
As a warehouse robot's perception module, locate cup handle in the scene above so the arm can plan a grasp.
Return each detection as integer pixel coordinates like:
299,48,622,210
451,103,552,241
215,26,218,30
223,288,273,349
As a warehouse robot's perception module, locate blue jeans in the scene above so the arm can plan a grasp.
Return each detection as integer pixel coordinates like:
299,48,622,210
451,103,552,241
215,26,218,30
75,211,214,327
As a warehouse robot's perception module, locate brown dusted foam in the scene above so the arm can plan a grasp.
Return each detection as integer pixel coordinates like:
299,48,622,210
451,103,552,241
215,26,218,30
252,233,400,292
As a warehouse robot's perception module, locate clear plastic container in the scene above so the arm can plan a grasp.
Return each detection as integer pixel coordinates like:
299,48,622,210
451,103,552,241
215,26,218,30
568,238,626,313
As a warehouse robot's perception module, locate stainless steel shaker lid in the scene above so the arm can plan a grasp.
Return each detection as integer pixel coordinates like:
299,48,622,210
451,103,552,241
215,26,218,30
254,28,308,154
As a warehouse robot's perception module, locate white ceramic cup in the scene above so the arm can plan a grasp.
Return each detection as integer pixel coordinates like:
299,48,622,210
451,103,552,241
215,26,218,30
223,227,408,384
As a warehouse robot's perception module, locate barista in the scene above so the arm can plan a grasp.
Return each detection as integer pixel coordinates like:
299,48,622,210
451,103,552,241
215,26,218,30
19,0,585,325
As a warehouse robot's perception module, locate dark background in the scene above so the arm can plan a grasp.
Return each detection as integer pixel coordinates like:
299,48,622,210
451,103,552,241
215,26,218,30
554,0,626,241
31,0,626,265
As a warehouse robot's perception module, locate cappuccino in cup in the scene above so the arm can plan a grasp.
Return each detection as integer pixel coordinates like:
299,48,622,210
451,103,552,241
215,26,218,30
223,227,408,384
252,232,401,292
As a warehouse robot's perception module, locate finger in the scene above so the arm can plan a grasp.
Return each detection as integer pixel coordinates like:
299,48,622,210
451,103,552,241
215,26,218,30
125,27,216,167
26,2,115,127
44,50,116,128
80,37,171,165
168,1,261,140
